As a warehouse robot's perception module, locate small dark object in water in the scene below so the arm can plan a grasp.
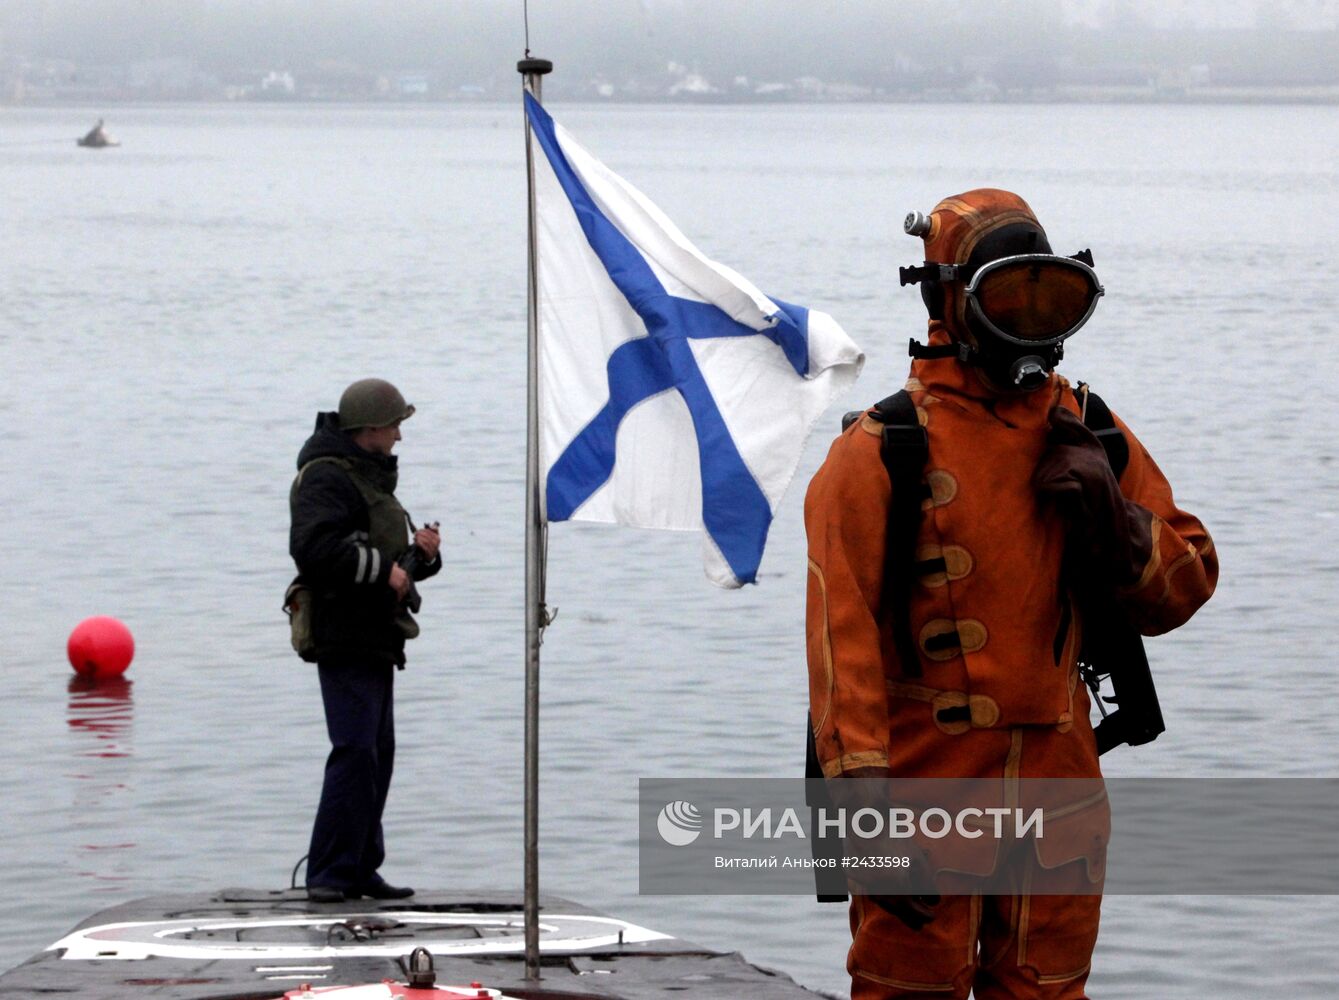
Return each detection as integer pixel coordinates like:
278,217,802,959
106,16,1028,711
77,119,119,148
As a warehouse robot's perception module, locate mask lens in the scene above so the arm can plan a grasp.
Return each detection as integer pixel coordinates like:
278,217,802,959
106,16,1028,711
971,258,1100,342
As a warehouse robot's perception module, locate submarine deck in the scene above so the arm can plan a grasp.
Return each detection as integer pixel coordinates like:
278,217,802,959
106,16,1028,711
0,888,833,999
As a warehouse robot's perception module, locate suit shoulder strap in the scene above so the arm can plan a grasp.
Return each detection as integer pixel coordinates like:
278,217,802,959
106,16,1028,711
868,390,929,678
869,390,928,476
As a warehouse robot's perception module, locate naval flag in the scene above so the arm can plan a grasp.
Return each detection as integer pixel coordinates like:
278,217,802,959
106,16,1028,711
525,95,863,587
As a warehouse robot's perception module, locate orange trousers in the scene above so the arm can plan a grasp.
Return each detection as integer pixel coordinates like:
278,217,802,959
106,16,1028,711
847,863,1100,999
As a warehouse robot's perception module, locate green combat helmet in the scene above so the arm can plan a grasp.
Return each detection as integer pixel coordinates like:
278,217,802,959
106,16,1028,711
338,378,416,430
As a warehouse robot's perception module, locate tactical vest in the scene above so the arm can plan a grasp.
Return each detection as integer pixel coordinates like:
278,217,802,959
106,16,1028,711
286,456,418,661
292,456,411,565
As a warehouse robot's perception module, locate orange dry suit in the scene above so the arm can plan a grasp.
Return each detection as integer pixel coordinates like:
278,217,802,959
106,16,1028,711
804,194,1217,1000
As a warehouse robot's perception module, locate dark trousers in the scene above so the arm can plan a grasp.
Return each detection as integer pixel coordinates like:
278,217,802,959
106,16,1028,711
307,660,395,891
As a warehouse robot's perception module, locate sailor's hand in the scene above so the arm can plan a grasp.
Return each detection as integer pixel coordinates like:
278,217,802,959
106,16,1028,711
413,525,441,562
388,563,412,601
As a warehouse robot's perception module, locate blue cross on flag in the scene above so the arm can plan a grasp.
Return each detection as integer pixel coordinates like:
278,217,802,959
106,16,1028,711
525,95,863,588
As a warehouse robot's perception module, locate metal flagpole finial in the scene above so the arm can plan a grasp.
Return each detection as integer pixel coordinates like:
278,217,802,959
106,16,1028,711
517,57,553,76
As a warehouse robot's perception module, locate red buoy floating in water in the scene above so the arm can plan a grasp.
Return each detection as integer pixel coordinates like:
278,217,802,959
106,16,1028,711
67,617,135,678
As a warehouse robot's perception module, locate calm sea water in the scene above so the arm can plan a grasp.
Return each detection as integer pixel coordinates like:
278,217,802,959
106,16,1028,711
2,100,1337,997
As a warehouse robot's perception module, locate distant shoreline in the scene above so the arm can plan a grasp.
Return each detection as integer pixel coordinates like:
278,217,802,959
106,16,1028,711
5,86,1339,108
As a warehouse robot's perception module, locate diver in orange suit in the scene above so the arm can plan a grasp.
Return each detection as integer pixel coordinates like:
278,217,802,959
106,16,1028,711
804,189,1217,998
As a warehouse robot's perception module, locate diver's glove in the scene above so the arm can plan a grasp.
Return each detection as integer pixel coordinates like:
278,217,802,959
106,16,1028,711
842,830,940,930
863,852,940,931
1034,405,1152,587
829,770,941,931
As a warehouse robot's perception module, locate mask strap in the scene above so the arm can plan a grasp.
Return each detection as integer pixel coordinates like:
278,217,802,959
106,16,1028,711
908,339,973,362
899,263,961,287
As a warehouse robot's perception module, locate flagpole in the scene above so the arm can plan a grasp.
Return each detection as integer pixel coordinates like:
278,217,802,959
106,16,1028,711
518,53,552,983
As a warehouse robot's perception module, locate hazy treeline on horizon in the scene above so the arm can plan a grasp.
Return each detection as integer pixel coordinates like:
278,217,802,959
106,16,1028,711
3,0,1337,94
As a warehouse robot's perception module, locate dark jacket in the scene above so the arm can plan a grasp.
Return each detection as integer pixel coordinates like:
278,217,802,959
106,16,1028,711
290,412,441,667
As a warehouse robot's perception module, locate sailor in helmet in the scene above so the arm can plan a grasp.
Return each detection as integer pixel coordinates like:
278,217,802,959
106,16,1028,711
804,190,1218,998
289,378,442,904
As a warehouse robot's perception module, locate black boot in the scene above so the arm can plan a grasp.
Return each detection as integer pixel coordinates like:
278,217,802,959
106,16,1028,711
360,875,414,899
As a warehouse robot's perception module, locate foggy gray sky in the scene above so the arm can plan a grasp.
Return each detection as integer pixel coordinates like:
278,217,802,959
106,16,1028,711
2,1,1336,91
